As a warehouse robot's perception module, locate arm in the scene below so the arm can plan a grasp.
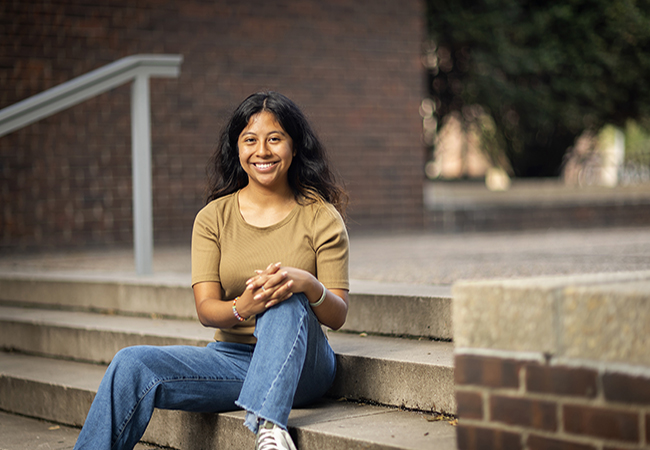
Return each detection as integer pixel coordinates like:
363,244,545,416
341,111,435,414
195,261,348,330
193,281,240,329
193,278,272,328
286,273,348,330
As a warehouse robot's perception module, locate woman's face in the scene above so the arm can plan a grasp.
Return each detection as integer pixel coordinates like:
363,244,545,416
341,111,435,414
238,111,294,191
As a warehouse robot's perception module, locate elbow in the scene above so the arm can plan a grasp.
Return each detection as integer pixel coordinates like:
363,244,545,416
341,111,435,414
194,301,214,328
196,311,211,328
328,310,348,331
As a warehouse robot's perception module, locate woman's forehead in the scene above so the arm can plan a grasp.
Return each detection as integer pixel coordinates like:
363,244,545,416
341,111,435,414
241,111,286,135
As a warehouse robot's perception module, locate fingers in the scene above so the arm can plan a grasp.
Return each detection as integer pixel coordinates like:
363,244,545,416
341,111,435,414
263,280,294,308
242,262,296,309
246,262,282,287
246,262,287,290
262,262,282,275
249,272,291,299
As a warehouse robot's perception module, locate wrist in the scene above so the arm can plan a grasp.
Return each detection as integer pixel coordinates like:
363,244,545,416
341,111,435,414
232,296,249,321
309,281,327,308
238,291,256,317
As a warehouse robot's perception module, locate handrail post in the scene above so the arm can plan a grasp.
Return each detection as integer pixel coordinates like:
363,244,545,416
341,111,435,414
0,54,183,275
131,74,154,275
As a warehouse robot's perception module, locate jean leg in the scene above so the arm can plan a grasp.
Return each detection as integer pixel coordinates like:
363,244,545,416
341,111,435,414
74,342,253,450
235,293,336,433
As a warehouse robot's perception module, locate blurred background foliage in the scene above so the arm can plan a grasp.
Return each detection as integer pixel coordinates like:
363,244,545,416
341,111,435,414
424,0,650,178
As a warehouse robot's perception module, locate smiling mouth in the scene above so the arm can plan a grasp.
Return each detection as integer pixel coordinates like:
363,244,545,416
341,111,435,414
253,162,278,169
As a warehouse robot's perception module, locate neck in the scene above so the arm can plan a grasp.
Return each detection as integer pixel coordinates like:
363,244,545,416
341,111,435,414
240,182,295,208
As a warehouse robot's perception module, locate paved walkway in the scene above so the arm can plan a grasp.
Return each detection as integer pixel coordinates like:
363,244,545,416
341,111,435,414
348,226,650,285
1,226,649,286
2,179,649,284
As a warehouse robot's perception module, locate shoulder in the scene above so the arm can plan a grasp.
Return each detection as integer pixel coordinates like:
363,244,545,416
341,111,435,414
296,201,347,248
314,201,346,229
196,192,237,217
294,200,344,226
194,192,238,230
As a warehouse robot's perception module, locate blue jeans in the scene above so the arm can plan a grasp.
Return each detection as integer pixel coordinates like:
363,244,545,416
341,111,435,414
73,293,336,450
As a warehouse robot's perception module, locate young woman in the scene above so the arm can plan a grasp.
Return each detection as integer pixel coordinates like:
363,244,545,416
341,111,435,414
74,92,350,450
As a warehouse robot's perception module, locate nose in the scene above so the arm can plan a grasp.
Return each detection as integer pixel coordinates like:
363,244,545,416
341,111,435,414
255,140,272,157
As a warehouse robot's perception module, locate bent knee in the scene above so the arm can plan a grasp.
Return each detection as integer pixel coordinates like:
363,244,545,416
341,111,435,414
279,292,309,309
111,345,160,368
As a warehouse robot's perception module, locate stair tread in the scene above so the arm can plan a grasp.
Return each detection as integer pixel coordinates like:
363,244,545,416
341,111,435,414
0,350,105,390
0,272,453,339
0,411,160,450
0,304,210,340
0,304,454,367
0,351,457,450
0,270,451,296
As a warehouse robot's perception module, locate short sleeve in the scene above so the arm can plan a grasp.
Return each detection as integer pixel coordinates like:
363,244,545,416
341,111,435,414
191,204,222,287
312,204,350,291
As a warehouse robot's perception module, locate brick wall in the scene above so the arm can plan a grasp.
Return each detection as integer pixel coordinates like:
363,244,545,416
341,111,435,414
1,0,425,251
425,201,650,232
455,352,650,450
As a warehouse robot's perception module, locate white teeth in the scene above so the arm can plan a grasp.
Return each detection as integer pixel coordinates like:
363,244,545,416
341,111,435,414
255,163,275,169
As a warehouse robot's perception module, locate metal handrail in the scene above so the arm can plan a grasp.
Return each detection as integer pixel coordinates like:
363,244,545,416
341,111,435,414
0,54,183,275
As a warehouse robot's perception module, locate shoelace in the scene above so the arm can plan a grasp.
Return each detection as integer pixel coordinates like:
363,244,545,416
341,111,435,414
256,426,283,450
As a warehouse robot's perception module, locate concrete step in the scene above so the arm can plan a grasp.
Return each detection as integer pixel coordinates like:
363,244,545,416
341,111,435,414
0,272,453,339
0,411,163,450
0,304,456,414
0,351,458,450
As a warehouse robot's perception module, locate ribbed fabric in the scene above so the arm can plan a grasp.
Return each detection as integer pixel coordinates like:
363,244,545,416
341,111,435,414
191,190,349,344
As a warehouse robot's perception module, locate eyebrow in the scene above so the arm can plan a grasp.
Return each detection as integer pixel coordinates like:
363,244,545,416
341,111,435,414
240,130,287,137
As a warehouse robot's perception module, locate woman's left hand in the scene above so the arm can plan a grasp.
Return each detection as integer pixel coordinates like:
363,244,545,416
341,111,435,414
246,262,349,330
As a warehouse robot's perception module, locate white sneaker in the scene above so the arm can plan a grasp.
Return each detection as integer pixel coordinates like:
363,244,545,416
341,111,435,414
255,420,297,450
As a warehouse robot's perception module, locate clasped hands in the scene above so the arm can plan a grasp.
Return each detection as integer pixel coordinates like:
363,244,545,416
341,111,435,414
242,262,314,314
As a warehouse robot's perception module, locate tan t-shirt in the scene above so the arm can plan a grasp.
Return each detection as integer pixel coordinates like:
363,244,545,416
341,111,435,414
191,191,350,344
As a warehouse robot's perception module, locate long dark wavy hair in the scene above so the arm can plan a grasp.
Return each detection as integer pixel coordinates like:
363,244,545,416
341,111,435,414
206,92,348,217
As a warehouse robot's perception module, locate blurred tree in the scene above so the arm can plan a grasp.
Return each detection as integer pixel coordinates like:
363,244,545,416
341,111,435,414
425,0,650,177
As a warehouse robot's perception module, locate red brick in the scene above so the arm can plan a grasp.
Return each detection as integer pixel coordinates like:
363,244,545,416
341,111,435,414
457,424,522,450
456,391,483,420
1,0,425,250
563,404,639,442
526,364,597,398
455,354,521,388
528,435,596,450
490,395,557,431
604,447,643,450
602,372,650,405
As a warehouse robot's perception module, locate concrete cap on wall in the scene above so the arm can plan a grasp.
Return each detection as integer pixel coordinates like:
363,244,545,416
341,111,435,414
452,271,650,367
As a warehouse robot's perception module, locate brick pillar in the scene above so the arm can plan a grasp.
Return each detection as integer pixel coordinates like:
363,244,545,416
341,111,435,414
452,271,650,450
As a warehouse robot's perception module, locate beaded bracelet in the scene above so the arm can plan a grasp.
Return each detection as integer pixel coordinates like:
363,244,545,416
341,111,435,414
309,282,327,308
232,297,246,322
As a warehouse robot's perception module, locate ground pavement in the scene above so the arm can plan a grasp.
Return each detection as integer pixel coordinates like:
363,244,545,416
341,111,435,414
1,226,649,284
